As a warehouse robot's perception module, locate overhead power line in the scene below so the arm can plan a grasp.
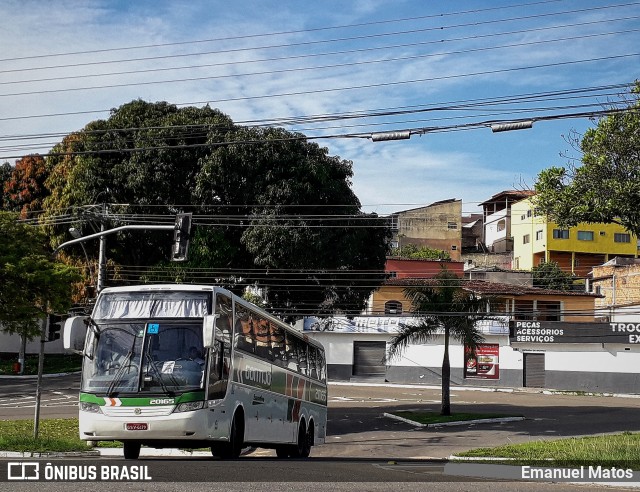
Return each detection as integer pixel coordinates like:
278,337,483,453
2,15,637,82
0,0,570,63
3,27,638,92
6,0,640,68
1,105,636,160
0,82,631,130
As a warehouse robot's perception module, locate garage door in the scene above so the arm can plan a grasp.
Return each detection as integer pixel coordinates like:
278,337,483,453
523,352,545,388
353,341,386,376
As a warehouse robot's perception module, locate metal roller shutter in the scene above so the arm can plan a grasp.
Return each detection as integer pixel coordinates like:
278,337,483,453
523,352,545,388
353,341,386,376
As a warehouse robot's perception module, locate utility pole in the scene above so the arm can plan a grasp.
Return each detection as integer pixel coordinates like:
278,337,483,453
33,312,48,438
97,220,106,293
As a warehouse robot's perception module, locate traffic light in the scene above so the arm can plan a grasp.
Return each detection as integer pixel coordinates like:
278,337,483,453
48,314,64,342
171,212,192,262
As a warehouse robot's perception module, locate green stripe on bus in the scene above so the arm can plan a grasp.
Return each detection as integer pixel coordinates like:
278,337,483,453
79,391,204,406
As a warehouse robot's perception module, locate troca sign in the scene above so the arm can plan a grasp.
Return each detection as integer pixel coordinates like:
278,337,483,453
509,321,640,345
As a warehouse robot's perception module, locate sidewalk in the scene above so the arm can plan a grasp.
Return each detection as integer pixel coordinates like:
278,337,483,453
329,380,640,399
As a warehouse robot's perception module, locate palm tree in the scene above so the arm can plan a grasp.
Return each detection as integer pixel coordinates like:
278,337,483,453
387,269,493,416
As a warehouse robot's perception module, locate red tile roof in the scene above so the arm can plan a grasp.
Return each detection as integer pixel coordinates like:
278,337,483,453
383,278,599,297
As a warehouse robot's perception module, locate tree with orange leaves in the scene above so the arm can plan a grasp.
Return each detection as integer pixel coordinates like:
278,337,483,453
3,154,49,218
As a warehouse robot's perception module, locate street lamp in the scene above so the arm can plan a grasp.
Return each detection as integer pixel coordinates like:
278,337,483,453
490,120,534,133
371,130,411,142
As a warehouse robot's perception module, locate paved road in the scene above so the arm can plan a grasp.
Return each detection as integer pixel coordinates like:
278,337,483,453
321,382,640,459
0,374,79,419
1,374,640,460
2,376,640,490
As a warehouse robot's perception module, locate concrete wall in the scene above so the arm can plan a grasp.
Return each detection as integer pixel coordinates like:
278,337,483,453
0,329,66,355
306,330,640,394
393,200,462,261
592,262,640,309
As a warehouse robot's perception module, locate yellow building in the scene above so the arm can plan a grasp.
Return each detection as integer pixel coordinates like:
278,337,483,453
511,198,638,276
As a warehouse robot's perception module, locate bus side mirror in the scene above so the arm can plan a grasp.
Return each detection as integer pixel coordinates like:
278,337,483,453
63,316,88,353
203,314,219,349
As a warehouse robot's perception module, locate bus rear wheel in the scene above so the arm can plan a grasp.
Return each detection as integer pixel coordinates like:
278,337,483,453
123,441,141,460
275,446,290,459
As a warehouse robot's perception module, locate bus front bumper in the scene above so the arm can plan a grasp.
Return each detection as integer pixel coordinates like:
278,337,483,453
79,408,210,442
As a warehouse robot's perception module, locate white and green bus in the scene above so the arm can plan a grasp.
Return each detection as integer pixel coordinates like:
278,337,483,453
63,284,328,460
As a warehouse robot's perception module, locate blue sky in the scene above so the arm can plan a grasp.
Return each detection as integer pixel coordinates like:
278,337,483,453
0,0,637,215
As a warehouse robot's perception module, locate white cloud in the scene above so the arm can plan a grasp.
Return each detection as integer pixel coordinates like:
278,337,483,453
0,0,635,217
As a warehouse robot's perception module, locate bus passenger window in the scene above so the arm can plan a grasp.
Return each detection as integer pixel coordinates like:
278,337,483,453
298,344,308,377
270,324,286,367
318,350,327,382
285,335,299,372
235,318,255,354
308,347,319,379
254,318,271,360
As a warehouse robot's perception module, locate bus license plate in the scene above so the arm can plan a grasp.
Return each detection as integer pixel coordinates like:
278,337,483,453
125,423,148,431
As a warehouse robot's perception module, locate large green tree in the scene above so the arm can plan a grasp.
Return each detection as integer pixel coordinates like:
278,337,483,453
41,100,390,317
0,211,81,340
534,83,640,235
43,100,234,265
387,269,493,416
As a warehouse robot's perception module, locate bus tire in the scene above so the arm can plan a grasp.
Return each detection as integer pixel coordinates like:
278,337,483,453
123,441,141,460
215,410,245,459
275,446,290,459
291,420,311,458
229,412,245,458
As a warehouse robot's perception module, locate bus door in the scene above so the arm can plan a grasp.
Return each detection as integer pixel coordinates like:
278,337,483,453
206,294,232,438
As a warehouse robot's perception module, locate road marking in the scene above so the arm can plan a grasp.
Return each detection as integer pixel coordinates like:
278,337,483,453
0,394,76,409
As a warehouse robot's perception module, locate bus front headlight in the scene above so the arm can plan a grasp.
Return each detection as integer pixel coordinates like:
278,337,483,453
79,402,102,413
175,401,205,412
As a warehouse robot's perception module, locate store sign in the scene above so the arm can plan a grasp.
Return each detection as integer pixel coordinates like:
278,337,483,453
464,343,499,380
303,316,413,333
303,316,509,335
509,321,640,344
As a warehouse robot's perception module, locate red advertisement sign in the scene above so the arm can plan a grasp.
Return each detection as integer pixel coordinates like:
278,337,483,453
464,343,499,380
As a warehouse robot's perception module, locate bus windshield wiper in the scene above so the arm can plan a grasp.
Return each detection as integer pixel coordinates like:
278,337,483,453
144,352,175,396
106,348,135,397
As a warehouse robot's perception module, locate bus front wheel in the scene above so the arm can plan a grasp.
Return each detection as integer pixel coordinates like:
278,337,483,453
212,413,245,459
275,446,290,458
123,441,141,460
291,420,312,458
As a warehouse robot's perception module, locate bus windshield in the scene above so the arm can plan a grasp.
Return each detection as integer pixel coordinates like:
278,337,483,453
82,319,205,395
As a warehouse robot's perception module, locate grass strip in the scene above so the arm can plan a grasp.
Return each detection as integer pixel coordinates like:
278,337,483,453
0,418,120,452
456,432,640,468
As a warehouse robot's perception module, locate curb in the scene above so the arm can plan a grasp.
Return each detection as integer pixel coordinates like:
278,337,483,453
448,455,518,462
330,381,640,399
383,412,525,428
0,450,100,458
